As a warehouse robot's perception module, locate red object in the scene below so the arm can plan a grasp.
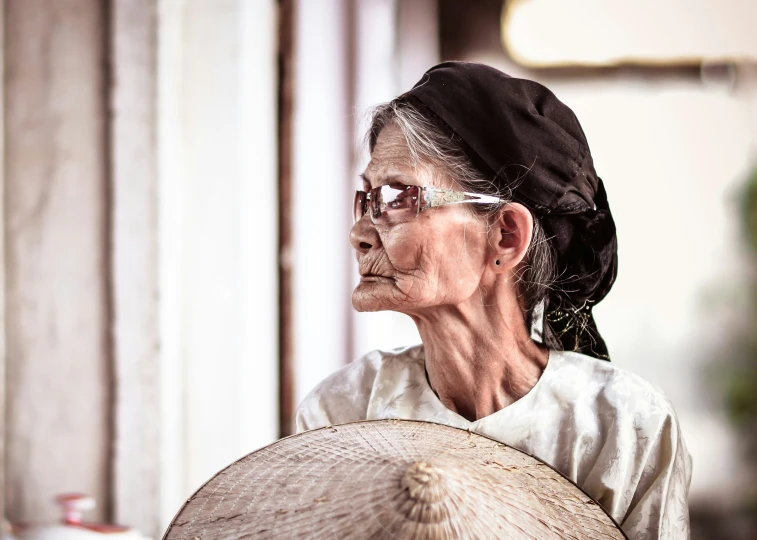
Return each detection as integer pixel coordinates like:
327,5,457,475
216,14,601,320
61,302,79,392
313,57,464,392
55,494,130,534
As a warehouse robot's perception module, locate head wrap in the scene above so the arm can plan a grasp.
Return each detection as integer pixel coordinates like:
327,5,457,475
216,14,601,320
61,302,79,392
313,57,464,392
400,61,617,360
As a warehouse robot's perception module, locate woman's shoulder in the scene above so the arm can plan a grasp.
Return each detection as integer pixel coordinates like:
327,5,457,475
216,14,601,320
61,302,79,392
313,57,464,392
549,352,691,537
315,343,425,394
295,344,424,432
550,349,678,418
305,345,423,400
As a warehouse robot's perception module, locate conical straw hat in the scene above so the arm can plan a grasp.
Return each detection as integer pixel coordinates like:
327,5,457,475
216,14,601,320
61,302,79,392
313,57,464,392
164,420,626,539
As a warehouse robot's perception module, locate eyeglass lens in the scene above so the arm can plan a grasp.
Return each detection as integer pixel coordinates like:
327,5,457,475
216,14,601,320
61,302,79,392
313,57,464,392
354,185,421,224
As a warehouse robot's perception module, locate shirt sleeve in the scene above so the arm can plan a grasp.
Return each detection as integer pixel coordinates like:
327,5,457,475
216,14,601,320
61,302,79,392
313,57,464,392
295,353,381,433
620,410,692,540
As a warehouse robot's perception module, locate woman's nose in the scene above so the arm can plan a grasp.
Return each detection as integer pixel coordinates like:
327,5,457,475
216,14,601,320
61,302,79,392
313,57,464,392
349,216,381,254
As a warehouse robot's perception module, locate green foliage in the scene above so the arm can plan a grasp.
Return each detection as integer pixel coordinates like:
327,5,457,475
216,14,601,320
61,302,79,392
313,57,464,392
744,167,757,255
725,365,757,425
724,164,757,526
726,164,757,440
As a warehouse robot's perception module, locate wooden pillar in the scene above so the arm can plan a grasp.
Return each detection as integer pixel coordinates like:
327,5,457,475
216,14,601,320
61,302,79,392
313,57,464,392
0,0,6,522
4,0,111,523
278,0,296,437
109,0,159,537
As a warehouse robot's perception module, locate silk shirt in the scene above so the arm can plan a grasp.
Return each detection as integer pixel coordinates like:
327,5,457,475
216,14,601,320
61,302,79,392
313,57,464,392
296,344,692,539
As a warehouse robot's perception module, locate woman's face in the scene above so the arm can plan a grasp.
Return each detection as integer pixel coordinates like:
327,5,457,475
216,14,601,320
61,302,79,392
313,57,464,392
350,124,491,314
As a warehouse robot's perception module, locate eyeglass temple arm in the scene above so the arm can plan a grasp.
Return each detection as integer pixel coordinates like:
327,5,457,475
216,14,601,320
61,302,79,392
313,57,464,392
423,188,503,208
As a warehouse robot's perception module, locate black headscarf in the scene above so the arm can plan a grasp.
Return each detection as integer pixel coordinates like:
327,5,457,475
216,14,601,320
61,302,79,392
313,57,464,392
400,61,618,360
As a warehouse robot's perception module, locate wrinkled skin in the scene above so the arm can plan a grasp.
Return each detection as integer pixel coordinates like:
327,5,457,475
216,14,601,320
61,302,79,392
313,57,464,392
350,138,489,314
350,123,548,422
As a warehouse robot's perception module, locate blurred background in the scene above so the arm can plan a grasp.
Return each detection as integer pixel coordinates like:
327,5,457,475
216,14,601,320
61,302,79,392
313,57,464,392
1,0,756,539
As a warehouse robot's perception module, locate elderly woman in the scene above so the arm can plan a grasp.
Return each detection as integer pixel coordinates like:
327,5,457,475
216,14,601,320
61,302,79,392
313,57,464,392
296,62,691,539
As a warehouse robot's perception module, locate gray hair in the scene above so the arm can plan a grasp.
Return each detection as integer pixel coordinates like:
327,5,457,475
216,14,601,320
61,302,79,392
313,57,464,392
366,99,557,330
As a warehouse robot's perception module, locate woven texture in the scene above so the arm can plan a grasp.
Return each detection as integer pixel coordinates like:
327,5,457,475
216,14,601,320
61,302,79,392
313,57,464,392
164,420,626,539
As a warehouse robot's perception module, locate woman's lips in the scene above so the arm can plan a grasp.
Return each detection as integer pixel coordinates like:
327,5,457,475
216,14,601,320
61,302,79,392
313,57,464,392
359,275,393,283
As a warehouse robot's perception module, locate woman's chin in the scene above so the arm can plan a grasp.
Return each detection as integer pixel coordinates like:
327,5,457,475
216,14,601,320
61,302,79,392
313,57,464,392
351,283,396,312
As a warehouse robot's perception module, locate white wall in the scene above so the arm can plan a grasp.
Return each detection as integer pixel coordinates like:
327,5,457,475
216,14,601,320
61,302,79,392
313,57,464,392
349,0,438,361
3,0,111,523
350,0,415,360
291,0,440,400
291,0,352,405
158,0,279,528
503,0,757,67
110,0,160,535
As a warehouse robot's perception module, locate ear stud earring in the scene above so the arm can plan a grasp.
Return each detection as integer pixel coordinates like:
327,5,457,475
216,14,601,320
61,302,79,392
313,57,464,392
495,260,501,266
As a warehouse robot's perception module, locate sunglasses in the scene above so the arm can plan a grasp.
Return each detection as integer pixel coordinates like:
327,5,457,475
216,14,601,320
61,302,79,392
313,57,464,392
353,184,503,225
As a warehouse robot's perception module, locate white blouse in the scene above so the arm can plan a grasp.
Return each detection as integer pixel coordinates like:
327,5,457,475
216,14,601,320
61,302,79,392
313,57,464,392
296,344,692,539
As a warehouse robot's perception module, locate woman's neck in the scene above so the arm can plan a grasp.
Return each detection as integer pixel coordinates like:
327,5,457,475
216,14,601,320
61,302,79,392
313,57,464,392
408,288,548,422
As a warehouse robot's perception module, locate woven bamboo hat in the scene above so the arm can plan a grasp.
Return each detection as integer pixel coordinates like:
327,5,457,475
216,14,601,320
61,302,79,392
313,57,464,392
164,420,625,539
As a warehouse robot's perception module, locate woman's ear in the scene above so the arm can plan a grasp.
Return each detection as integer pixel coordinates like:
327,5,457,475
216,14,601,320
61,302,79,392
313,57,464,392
490,203,534,272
